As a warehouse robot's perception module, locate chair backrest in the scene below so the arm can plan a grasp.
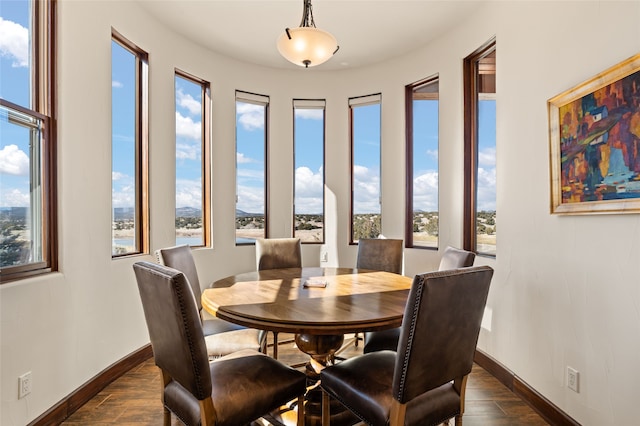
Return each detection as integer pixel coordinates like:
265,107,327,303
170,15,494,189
356,238,403,274
438,246,476,271
156,245,203,312
393,266,493,403
133,261,212,400
256,238,302,270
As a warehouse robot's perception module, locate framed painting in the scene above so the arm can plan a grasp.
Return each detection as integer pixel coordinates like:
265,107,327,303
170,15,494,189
548,53,640,215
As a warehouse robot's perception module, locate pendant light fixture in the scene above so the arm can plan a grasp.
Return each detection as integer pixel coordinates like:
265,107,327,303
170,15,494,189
276,0,339,68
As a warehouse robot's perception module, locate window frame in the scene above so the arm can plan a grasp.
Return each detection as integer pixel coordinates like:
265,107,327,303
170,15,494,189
0,0,57,283
235,90,269,245
293,98,326,244
174,69,211,248
405,75,439,250
463,37,496,257
111,29,149,258
348,93,382,245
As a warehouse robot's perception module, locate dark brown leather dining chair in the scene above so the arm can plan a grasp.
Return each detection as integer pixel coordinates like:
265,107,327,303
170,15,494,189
255,237,302,358
320,266,493,426
363,245,475,353
256,237,302,270
156,245,267,357
355,238,403,275
133,261,306,426
350,238,403,348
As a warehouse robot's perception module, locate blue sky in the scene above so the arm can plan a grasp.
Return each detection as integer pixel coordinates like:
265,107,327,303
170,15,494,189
352,104,381,214
111,40,136,210
1,0,496,215
236,101,267,214
174,76,203,209
1,0,31,209
413,100,439,212
294,107,324,215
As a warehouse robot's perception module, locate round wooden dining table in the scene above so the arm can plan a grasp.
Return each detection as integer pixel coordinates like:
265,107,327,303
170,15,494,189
201,266,413,426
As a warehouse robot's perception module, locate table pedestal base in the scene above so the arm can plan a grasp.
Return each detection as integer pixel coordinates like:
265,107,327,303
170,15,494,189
294,333,360,426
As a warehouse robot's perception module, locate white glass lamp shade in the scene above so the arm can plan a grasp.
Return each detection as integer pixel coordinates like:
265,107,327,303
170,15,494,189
277,27,338,67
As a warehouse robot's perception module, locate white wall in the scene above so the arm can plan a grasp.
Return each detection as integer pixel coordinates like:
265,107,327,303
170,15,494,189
2,1,639,425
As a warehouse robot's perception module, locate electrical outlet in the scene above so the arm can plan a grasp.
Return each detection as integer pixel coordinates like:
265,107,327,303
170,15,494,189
321,251,328,262
19,372,32,399
567,367,579,393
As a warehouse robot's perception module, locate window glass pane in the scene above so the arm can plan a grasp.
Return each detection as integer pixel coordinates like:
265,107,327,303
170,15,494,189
0,0,32,108
294,103,324,243
351,100,381,242
477,96,496,255
175,75,204,246
465,43,496,257
0,105,43,268
411,80,439,248
235,96,267,244
1,0,54,281
111,40,137,255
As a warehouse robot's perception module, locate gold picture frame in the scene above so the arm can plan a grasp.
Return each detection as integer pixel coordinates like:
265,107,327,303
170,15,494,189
548,53,640,215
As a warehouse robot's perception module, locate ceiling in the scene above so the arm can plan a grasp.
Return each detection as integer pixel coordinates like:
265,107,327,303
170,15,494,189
135,0,485,71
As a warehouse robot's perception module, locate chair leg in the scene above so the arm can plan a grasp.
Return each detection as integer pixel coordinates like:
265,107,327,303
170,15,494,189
322,390,330,426
455,414,463,426
273,331,279,359
161,370,172,426
163,407,171,426
354,332,360,347
297,395,305,426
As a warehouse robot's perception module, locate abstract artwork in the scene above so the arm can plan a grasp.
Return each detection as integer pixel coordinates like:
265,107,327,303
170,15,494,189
549,53,640,214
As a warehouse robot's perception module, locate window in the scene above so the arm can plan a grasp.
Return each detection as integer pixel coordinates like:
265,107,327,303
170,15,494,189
349,94,382,244
175,70,210,247
406,76,439,249
464,38,496,257
235,91,268,244
293,99,325,243
111,30,148,257
0,0,56,282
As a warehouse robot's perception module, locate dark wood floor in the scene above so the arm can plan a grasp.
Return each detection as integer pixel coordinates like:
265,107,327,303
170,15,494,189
63,335,548,425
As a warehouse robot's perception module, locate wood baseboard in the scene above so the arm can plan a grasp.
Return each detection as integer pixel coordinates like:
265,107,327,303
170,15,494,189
28,344,153,426
28,345,579,426
474,349,581,426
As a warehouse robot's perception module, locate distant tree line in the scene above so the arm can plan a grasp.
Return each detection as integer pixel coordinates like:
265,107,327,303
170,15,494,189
1,217,28,267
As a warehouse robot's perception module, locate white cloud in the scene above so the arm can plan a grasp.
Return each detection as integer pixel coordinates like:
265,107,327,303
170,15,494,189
236,185,264,213
236,153,254,164
353,165,381,213
0,145,29,175
295,109,323,120
413,171,438,212
176,142,199,161
426,149,438,161
477,166,496,211
236,102,265,131
237,168,264,180
176,89,201,115
1,188,29,207
176,179,202,208
176,112,201,140
295,166,323,213
0,17,28,68
479,147,496,167
112,171,128,181
111,186,135,208
112,81,123,88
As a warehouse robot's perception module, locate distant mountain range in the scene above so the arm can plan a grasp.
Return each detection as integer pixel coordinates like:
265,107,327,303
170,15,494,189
176,207,201,218
113,207,265,220
177,208,264,218
0,207,27,220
